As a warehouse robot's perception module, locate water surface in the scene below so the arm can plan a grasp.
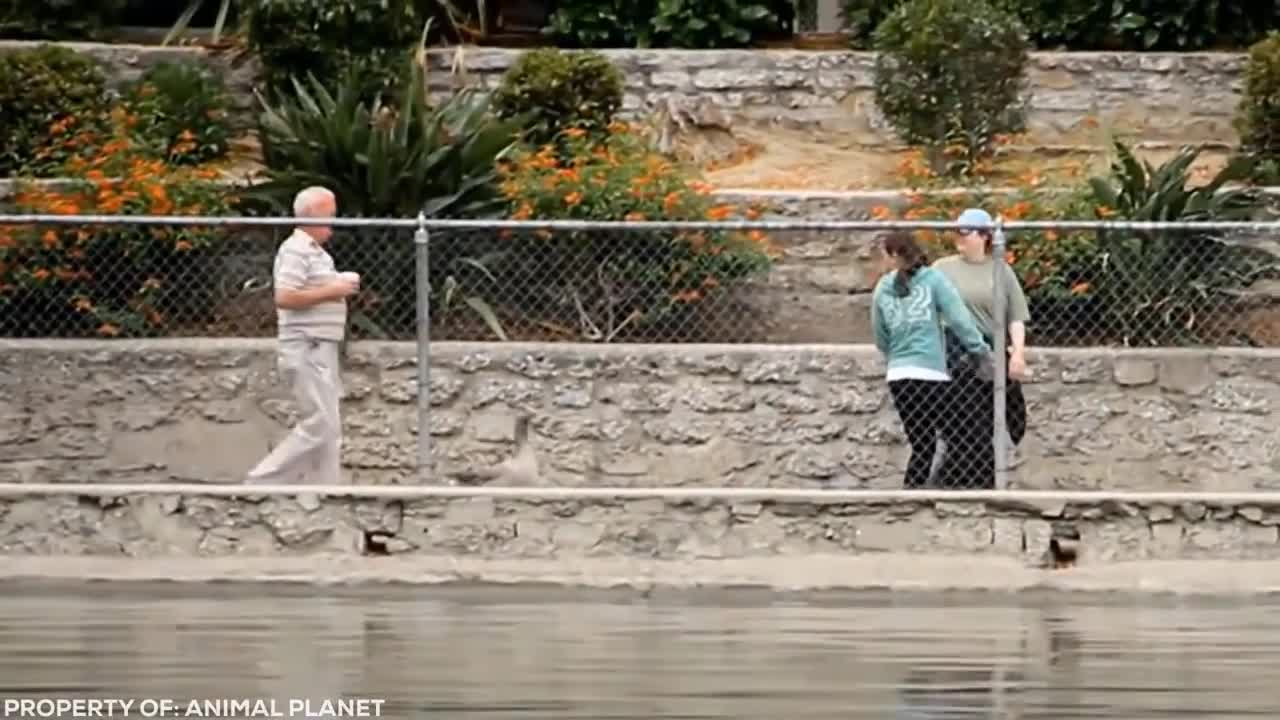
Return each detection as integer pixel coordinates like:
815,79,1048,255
0,584,1276,718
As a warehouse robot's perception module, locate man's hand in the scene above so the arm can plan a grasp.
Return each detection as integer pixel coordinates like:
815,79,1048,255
331,273,360,298
1008,348,1028,381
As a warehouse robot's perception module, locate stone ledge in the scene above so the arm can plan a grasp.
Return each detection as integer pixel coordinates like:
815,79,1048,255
5,554,1280,596
3,493,1280,566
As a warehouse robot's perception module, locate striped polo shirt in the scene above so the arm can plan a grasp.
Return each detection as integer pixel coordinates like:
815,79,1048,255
273,229,347,342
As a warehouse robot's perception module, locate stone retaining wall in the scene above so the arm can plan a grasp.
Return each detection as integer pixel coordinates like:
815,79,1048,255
0,41,1245,149
429,48,1244,147
4,493,1279,564
1,340,1275,492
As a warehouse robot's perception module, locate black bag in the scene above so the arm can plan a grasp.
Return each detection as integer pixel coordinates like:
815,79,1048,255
943,327,994,382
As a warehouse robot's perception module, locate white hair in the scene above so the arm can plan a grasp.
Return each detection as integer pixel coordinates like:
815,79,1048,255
293,186,335,217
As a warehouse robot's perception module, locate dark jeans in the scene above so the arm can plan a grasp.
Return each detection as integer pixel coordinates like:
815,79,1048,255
937,368,1027,489
888,379,949,489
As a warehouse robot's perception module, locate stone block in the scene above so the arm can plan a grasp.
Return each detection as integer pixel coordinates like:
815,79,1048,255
1158,355,1214,395
1114,358,1157,386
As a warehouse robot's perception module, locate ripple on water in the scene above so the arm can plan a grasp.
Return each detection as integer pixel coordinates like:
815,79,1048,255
0,586,1278,719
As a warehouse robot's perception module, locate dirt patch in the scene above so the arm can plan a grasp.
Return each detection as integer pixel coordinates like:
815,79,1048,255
703,124,1234,191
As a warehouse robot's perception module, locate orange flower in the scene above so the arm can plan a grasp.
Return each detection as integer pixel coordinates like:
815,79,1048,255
175,240,193,252
97,323,121,337
624,212,646,222
1070,282,1091,295
1044,230,1059,241
871,205,892,220
563,127,587,139
607,120,629,134
564,191,583,207
41,231,60,249
512,203,533,220
32,268,51,282
662,192,681,213
672,289,702,303
706,205,733,221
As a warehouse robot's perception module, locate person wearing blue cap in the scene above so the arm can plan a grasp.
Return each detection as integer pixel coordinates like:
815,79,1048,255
871,231,992,488
931,207,1031,489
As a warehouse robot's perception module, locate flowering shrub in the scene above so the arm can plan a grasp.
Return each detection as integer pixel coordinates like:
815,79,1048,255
1,106,231,338
439,123,776,341
0,45,107,176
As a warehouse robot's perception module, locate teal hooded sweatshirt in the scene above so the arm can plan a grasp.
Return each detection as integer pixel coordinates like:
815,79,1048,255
871,266,990,377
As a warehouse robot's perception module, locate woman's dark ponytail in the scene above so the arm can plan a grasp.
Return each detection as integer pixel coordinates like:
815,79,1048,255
880,232,929,298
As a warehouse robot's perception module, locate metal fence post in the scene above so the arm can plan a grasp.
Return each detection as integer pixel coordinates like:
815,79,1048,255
413,213,432,479
991,219,1010,491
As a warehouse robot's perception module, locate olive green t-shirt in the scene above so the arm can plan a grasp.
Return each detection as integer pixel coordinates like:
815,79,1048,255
931,254,1030,340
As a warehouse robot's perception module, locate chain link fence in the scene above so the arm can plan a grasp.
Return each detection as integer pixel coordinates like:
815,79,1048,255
0,215,1276,347
1,214,1277,490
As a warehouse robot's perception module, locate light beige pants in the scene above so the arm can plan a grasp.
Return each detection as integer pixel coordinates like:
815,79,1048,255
247,338,343,485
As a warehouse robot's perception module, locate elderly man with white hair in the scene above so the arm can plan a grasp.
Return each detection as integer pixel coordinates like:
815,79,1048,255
246,186,360,485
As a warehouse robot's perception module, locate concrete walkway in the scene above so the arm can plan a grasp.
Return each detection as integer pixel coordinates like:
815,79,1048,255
4,555,1279,597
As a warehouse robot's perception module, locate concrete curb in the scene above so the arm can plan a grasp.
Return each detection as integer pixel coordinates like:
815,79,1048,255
4,555,1280,597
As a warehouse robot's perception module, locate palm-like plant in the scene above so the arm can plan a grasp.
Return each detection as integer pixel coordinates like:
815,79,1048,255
245,49,523,340
1083,140,1270,345
164,0,236,45
249,55,520,218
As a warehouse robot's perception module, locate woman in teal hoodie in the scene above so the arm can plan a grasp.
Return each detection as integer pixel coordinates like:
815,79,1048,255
871,232,992,488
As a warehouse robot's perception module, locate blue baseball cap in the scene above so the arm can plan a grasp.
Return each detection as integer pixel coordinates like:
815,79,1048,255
956,208,993,231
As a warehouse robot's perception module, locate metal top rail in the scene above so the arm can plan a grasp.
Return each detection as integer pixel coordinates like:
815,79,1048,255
2,213,1280,232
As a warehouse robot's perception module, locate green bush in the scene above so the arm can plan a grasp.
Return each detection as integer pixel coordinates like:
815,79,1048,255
842,0,1279,51
0,45,108,176
871,0,1030,177
244,0,440,101
247,53,522,338
122,62,234,166
1237,32,1280,181
544,0,792,48
544,0,651,47
0,0,127,40
493,49,624,147
650,0,793,49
